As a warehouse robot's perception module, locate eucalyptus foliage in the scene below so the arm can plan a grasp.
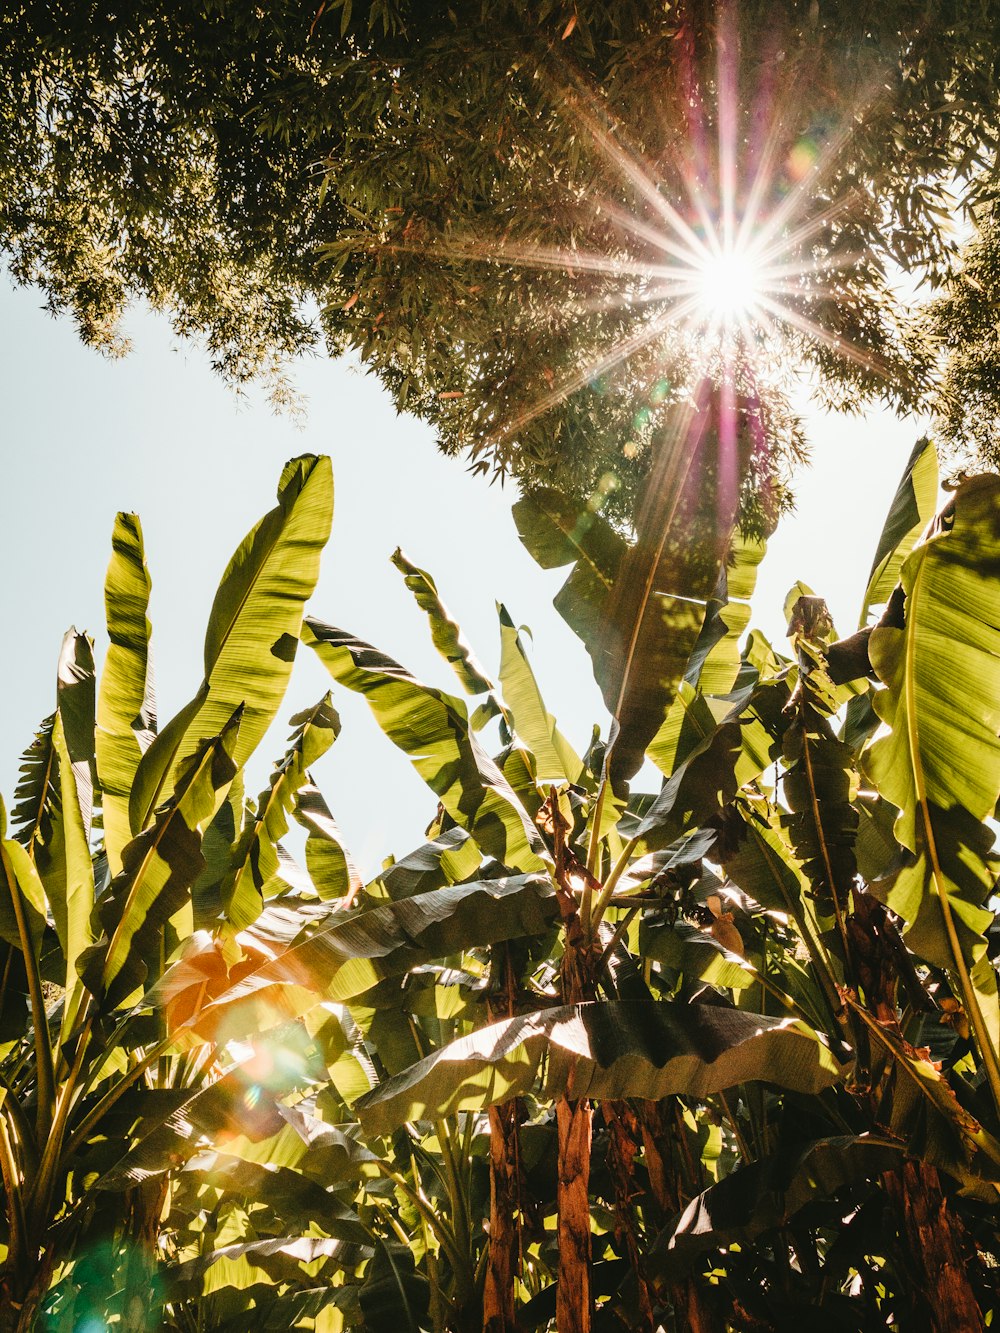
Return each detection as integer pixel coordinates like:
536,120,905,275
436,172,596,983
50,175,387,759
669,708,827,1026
4,2,1000,508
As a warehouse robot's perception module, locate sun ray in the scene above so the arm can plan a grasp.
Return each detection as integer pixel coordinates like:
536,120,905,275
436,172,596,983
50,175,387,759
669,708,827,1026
754,293,893,377
368,13,912,457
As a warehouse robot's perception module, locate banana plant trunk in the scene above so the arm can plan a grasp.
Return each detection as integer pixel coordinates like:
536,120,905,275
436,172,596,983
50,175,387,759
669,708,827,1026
639,1099,715,1333
884,1157,984,1330
483,1100,520,1333
555,1094,592,1333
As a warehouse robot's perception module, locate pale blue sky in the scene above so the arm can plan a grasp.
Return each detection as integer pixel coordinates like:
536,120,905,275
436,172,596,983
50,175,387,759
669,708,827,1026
0,278,925,873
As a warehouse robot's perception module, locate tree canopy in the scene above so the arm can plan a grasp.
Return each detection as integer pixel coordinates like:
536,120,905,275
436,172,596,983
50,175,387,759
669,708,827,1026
4,0,1000,511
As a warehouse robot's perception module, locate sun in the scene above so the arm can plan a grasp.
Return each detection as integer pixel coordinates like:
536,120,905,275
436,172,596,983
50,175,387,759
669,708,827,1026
693,246,763,325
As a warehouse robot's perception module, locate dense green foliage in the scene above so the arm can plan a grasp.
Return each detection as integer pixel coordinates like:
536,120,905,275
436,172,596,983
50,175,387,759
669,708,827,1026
5,1,1000,510
1,442,998,1330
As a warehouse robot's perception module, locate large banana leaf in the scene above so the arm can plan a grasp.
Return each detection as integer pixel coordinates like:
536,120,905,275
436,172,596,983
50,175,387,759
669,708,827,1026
192,873,558,1038
638,682,783,851
81,711,242,1009
497,604,584,786
96,512,156,873
653,1136,902,1282
859,435,938,624
165,1235,370,1305
514,397,740,787
391,547,492,695
51,712,94,1037
303,618,549,873
866,476,1000,971
639,918,754,990
355,1000,847,1135
511,486,627,653
130,455,333,833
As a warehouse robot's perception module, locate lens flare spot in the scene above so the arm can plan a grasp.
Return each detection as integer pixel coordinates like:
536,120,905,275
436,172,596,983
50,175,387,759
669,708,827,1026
787,138,819,181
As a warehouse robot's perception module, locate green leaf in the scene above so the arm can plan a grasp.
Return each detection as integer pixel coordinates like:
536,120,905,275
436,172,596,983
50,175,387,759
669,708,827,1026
295,782,363,903
57,629,97,842
355,1000,847,1134
866,475,1000,970
639,683,782,851
497,604,583,786
685,529,769,697
639,918,754,990
781,616,858,917
223,696,343,928
195,873,558,1037
515,404,744,788
50,712,95,1037
130,455,333,833
166,1235,369,1305
865,475,1000,1097
860,436,938,625
359,1241,430,1333
96,512,155,874
654,1135,902,1282
10,714,58,860
377,827,481,901
303,618,549,873
81,710,242,1009
0,831,47,957
391,548,493,695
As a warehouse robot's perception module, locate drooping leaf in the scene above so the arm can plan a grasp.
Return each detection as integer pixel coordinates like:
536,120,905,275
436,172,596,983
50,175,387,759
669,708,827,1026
721,797,813,919
516,396,747,787
781,603,859,917
96,511,156,873
193,873,559,1039
359,1240,431,1333
222,696,343,928
653,1136,902,1282
497,604,584,786
81,710,242,1009
355,1000,847,1134
595,400,746,787
130,455,333,834
511,486,627,654
377,826,481,901
860,435,939,624
639,917,754,990
639,682,782,852
295,782,364,904
166,1235,370,1304
637,695,745,852
303,618,549,873
391,547,493,695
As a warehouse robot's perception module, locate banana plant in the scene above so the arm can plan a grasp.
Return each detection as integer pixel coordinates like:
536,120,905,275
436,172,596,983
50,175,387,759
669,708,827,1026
295,425,1000,1332
0,457,340,1330
1,428,998,1333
